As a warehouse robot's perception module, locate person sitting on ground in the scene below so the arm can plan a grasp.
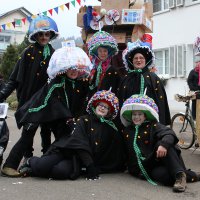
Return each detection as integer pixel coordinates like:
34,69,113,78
120,94,200,192
19,90,126,180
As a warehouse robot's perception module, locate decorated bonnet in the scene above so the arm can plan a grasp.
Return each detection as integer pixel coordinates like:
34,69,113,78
122,40,154,71
86,90,119,119
120,94,159,127
28,15,59,43
87,31,118,58
47,46,92,80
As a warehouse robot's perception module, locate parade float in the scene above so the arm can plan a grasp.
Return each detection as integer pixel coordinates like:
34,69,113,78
77,0,153,72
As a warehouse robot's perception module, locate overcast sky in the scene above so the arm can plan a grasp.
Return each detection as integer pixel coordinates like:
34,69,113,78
0,0,101,38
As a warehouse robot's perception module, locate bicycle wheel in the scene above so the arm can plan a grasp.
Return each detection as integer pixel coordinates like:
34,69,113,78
170,113,195,149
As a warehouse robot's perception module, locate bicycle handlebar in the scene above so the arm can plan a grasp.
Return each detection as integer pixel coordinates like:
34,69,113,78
174,93,196,102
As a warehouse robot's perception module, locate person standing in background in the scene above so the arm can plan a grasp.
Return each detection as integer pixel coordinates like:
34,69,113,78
187,57,200,120
0,15,59,177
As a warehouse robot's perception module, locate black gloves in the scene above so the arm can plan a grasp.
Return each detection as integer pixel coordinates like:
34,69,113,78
86,163,99,180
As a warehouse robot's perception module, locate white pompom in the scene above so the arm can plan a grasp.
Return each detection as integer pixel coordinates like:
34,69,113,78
100,8,107,16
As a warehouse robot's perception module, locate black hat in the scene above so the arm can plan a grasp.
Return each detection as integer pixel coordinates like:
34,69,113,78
122,41,154,71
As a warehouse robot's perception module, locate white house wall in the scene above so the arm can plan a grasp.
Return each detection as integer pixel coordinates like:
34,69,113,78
0,12,29,32
0,11,29,48
152,3,200,112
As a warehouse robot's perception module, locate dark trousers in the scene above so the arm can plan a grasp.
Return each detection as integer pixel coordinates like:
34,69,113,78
3,126,38,169
24,119,70,158
147,147,185,185
30,153,73,179
192,100,196,120
24,124,53,158
40,124,52,154
130,147,186,186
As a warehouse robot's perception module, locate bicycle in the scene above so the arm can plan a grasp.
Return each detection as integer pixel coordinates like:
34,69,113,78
170,92,200,149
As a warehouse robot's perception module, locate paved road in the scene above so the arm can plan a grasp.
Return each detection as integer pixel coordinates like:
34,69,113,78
0,110,200,200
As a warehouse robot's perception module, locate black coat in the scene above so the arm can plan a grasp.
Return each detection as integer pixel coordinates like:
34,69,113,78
0,42,54,108
118,68,171,125
187,69,200,91
50,114,126,173
15,76,89,129
122,121,179,175
87,65,121,100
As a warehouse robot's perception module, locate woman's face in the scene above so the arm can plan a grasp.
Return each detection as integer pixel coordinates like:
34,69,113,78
95,102,110,117
132,110,146,125
132,53,146,69
35,31,51,46
97,47,109,61
66,69,79,79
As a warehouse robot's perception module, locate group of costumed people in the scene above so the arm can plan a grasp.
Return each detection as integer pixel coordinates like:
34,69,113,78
0,15,199,193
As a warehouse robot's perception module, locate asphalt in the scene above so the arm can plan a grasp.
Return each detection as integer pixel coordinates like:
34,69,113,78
0,110,200,200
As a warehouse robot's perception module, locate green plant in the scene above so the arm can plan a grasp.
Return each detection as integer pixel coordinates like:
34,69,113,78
6,92,18,110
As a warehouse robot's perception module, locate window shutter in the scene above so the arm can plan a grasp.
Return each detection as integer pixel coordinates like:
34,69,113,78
169,46,176,77
169,0,176,8
176,0,184,6
177,44,185,77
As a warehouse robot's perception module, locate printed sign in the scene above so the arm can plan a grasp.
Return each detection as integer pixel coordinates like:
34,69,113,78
121,9,143,24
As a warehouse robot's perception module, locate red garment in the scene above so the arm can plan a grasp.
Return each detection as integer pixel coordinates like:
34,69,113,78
90,58,111,88
194,62,200,86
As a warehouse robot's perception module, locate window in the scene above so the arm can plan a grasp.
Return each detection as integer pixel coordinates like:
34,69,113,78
0,35,11,43
154,49,169,76
185,0,200,6
153,0,169,13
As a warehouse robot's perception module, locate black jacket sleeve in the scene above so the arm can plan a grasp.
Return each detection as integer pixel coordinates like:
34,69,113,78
0,80,17,102
0,49,27,102
154,122,178,150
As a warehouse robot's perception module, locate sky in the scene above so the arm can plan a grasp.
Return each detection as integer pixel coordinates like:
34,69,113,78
0,0,101,38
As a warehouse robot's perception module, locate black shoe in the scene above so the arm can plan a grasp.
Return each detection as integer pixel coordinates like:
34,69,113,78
185,169,200,182
19,166,32,177
18,157,32,177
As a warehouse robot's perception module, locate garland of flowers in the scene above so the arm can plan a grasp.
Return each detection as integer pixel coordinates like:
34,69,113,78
89,62,102,90
128,69,144,95
133,125,157,186
29,77,69,113
92,107,118,131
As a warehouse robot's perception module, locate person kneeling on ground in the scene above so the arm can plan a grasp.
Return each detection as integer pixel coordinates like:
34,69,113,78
19,90,126,180
120,94,200,192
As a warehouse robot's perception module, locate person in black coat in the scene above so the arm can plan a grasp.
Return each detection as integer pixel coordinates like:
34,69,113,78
120,94,200,192
118,41,171,125
14,46,91,148
86,31,121,101
0,75,9,167
0,15,59,177
19,90,125,180
187,59,200,120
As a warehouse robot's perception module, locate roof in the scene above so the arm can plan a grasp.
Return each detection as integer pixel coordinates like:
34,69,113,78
0,7,32,19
